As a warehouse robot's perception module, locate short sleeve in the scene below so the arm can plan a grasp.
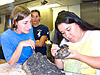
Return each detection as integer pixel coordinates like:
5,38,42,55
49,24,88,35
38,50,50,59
91,31,100,56
42,26,49,35
1,33,14,61
31,26,36,43
41,26,49,39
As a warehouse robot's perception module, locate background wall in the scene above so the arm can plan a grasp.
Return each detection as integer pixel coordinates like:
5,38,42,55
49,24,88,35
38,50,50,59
0,15,5,35
1,1,100,35
0,4,80,35
69,5,80,17
39,8,53,31
52,5,80,29
81,1,100,28
52,6,68,29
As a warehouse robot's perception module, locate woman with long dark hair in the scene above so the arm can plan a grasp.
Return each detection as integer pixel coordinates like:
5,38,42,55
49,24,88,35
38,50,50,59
51,10,100,75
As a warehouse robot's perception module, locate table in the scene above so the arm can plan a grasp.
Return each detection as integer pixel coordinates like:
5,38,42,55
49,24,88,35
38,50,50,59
0,60,26,75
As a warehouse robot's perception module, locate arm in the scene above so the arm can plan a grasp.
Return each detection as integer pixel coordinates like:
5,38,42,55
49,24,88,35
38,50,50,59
51,44,64,69
0,44,1,47
68,50,100,69
8,39,35,66
8,42,23,66
35,36,47,47
0,36,1,47
54,59,64,69
33,50,36,54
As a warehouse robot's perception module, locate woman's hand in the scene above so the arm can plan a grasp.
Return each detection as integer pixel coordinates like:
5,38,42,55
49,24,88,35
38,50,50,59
51,44,64,69
67,50,81,60
20,39,35,49
51,44,60,57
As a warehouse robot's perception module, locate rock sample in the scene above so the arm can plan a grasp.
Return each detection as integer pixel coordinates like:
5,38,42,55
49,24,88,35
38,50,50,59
55,44,70,59
22,52,64,75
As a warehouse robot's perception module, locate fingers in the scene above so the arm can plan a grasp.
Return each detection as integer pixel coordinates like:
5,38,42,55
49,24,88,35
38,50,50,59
29,40,35,49
67,50,79,59
20,39,35,49
51,44,60,50
51,44,60,56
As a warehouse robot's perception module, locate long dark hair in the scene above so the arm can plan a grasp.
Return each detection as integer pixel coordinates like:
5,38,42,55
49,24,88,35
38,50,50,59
54,10,100,45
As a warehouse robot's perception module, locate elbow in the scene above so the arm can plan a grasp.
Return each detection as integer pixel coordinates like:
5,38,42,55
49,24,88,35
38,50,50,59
57,65,64,70
54,59,64,70
92,66,100,69
55,63,64,70
7,60,16,66
39,44,43,47
36,43,43,47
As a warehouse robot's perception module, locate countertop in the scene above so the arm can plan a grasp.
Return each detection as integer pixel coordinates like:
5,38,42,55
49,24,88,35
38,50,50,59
0,60,26,75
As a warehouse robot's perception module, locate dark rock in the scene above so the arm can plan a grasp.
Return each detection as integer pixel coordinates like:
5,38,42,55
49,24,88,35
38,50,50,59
55,44,70,59
22,52,64,75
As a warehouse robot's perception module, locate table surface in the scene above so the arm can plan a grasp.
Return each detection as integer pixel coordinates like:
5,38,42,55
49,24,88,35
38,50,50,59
0,61,26,75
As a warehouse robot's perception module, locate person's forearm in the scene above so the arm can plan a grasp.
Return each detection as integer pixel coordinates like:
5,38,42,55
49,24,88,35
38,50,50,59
54,59,64,69
8,42,23,66
78,54,100,69
35,36,47,47
33,50,36,54
35,40,45,47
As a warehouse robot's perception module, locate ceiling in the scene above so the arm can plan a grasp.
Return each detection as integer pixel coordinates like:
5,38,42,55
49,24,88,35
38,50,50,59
0,0,99,15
